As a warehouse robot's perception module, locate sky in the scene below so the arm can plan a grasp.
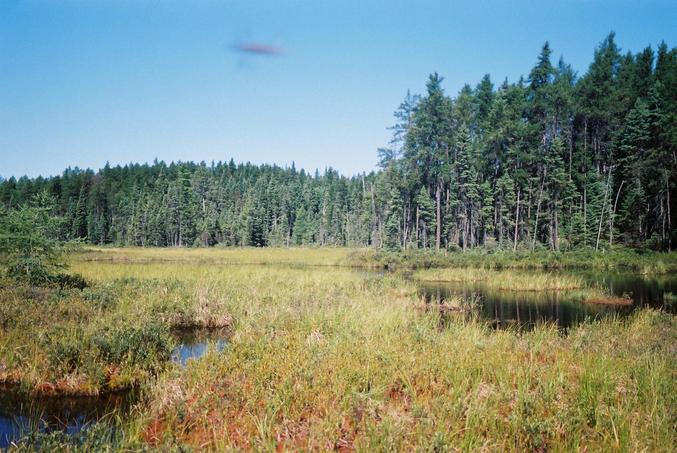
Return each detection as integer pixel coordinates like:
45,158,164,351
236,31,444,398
1,0,676,179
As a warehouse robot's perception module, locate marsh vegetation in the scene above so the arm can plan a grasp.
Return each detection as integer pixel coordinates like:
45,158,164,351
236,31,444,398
1,4,675,450
0,248,675,451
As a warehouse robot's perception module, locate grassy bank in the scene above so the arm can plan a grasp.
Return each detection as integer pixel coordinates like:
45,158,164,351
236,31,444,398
75,246,677,273
414,268,587,291
135,309,675,452
350,247,677,273
76,246,353,267
0,272,232,395
1,248,675,451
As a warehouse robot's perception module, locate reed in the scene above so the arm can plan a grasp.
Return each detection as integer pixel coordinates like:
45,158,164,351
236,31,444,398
1,248,674,452
350,247,677,273
414,268,586,291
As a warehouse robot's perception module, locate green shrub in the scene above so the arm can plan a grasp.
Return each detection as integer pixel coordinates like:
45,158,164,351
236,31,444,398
93,323,174,371
52,272,89,289
41,328,91,374
0,192,69,285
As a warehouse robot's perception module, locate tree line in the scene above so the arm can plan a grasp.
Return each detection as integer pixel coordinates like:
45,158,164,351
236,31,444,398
1,33,675,250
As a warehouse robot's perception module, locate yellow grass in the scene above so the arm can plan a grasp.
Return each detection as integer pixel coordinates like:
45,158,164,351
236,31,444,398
415,267,586,291
1,248,675,452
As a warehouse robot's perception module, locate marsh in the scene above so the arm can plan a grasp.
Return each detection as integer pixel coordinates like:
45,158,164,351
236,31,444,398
0,248,675,451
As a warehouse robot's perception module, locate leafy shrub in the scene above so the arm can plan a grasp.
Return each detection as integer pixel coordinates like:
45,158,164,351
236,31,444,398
93,323,174,371
6,256,56,286
52,272,89,289
42,328,91,374
0,192,68,285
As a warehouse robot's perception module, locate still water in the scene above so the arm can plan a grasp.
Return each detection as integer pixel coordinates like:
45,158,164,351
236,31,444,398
0,386,134,450
0,329,229,450
418,270,677,330
1,268,674,449
171,328,229,366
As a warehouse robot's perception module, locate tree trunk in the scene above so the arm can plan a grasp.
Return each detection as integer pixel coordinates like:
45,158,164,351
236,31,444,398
370,184,377,247
553,199,559,251
568,129,573,182
435,182,441,251
610,180,624,247
667,175,672,251
415,205,420,247
513,188,521,251
402,204,408,250
497,201,503,247
583,185,587,244
596,168,612,251
531,170,545,251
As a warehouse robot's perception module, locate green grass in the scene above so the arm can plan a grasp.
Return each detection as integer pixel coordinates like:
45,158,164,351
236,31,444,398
414,268,587,291
350,247,677,273
76,246,354,266
131,267,674,452
1,248,675,451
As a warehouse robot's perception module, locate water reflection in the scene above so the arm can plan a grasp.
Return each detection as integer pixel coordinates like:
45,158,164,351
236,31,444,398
0,386,134,450
171,329,229,366
576,271,677,309
417,270,677,331
0,328,229,448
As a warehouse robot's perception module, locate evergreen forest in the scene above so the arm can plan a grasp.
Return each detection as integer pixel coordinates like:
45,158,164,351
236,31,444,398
2,33,675,251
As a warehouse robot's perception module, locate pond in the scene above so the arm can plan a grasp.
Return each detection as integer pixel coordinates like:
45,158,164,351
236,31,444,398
417,270,677,330
2,265,674,449
171,328,230,366
0,329,229,450
0,386,135,450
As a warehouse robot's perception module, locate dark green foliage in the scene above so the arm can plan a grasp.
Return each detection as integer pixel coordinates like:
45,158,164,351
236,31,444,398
42,328,92,374
0,192,67,284
0,34,674,251
53,273,89,290
39,322,174,378
92,323,174,370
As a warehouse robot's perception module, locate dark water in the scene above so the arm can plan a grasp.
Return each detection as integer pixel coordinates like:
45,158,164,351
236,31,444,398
1,268,674,448
418,270,677,330
0,329,228,449
0,386,134,450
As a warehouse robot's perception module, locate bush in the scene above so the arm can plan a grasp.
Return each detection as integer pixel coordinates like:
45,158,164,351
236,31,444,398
93,323,174,371
0,192,68,285
52,272,89,290
42,328,91,374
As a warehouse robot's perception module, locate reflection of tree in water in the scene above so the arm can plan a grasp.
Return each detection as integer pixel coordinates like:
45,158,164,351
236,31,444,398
418,270,677,331
577,271,677,308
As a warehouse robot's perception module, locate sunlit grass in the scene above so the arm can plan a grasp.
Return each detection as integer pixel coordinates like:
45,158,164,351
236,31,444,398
75,246,355,267
350,247,677,273
135,273,675,452
1,248,675,451
414,268,586,291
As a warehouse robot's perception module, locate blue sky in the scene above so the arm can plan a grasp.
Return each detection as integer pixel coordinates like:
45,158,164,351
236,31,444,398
1,0,676,178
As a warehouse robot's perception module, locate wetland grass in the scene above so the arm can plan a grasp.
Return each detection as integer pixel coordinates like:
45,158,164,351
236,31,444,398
1,248,675,451
134,272,675,452
582,296,633,306
351,247,677,273
414,268,586,291
76,246,354,267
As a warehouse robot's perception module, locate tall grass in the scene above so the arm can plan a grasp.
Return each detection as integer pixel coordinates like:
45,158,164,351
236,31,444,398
76,246,354,267
414,268,587,291
350,247,677,273
1,248,674,451
72,254,670,452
